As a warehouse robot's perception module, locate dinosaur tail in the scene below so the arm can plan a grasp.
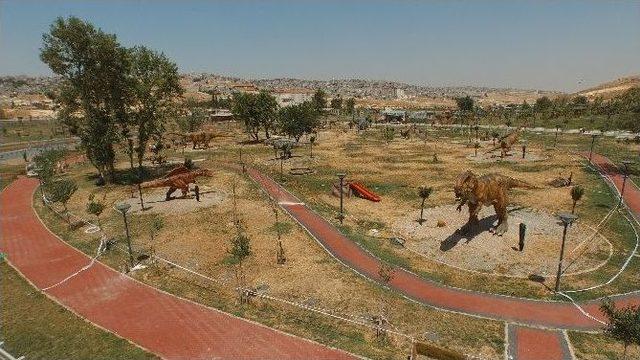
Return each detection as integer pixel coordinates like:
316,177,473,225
505,177,537,190
141,179,168,189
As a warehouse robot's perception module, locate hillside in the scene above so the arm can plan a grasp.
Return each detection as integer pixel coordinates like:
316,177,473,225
576,75,640,100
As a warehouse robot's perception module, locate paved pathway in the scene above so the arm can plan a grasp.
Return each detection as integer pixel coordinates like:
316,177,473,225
506,324,573,360
0,177,355,360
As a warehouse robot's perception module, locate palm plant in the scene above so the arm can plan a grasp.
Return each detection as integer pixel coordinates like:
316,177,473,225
571,185,584,214
417,185,433,225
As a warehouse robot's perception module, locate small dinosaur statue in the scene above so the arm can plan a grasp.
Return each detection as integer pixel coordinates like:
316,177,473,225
485,126,523,158
141,166,213,200
454,170,536,236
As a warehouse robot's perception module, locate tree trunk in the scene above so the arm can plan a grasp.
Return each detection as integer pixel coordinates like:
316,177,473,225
420,198,426,224
571,201,577,214
136,163,145,211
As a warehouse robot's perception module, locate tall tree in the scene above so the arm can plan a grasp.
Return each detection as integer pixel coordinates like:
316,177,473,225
125,46,182,209
278,101,319,142
232,92,260,140
255,90,279,139
231,91,278,141
312,89,327,113
345,97,356,115
330,96,343,111
600,299,640,360
40,17,129,182
455,96,474,112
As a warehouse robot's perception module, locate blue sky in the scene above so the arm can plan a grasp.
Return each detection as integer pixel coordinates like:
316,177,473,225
1,0,638,91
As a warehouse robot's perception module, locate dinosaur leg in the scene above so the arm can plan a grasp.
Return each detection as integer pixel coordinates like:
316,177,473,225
166,187,177,200
459,202,480,235
180,186,189,198
493,201,509,236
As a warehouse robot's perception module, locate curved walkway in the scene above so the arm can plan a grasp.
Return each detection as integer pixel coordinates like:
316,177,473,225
246,153,640,360
0,178,355,360
247,154,640,331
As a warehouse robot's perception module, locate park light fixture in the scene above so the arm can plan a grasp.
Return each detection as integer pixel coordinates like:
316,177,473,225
336,173,347,224
618,160,634,207
554,212,578,292
588,134,598,162
115,202,135,267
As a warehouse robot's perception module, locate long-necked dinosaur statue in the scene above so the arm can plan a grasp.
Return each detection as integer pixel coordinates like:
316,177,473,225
485,126,524,158
141,165,213,200
169,130,227,149
454,170,536,236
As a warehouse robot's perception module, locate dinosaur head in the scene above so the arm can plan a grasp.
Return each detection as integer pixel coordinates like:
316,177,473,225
454,170,478,201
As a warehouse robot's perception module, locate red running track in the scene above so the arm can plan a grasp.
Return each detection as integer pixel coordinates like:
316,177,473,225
0,177,355,360
246,155,640,331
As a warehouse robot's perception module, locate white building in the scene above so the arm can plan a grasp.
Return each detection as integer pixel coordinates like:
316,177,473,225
271,88,314,107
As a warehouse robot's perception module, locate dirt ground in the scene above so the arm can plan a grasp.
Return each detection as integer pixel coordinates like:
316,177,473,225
393,205,611,277
34,121,639,358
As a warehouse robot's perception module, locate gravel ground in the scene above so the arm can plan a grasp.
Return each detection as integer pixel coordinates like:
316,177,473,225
392,205,610,277
121,185,227,215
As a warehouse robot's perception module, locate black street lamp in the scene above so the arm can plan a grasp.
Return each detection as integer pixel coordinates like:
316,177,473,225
555,212,578,292
618,160,633,207
336,173,347,224
588,134,598,163
115,202,134,267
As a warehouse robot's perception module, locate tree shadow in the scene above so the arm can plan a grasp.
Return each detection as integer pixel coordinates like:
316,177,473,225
439,214,497,252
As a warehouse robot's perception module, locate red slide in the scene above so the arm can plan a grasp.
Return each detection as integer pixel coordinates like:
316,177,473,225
349,182,381,202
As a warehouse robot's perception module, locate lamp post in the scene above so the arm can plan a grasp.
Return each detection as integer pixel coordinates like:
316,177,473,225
618,160,633,207
337,173,346,224
588,134,598,163
116,202,134,267
554,212,578,292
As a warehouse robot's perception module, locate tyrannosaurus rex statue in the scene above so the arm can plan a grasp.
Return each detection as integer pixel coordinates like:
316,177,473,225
486,126,523,158
454,170,536,236
141,166,212,200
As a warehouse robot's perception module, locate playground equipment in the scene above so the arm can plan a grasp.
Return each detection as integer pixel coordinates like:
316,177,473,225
332,180,381,202
350,182,381,202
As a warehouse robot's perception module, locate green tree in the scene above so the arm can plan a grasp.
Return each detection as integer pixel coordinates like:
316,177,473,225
232,92,260,140
45,179,78,222
229,232,252,298
278,101,319,142
417,185,433,225
33,149,66,184
150,216,164,243
177,102,207,133
345,97,356,115
570,185,584,214
40,17,129,182
86,194,105,226
533,96,553,117
255,90,279,139
455,96,474,112
330,96,343,111
312,89,327,113
600,299,640,360
123,46,182,210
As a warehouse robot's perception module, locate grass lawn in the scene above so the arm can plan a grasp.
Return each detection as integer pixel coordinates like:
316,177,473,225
0,262,156,360
569,331,640,360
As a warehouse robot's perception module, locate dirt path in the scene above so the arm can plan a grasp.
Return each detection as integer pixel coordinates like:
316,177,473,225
0,177,355,360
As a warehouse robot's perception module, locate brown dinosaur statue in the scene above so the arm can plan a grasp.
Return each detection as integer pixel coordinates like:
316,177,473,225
170,130,227,149
454,170,536,236
141,166,213,200
485,126,523,158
